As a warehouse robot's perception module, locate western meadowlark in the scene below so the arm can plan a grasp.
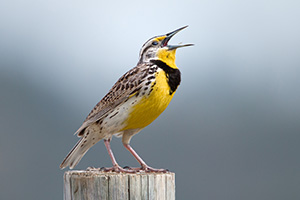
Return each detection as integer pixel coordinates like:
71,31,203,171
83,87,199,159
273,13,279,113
60,26,193,172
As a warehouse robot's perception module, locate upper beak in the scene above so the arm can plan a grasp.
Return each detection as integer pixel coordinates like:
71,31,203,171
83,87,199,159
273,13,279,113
161,25,194,50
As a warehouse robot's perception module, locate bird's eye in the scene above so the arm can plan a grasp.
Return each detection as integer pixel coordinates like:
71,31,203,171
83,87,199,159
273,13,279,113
152,41,158,46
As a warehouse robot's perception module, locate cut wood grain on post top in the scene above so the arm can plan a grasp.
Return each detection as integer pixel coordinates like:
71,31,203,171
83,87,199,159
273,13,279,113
63,170,175,200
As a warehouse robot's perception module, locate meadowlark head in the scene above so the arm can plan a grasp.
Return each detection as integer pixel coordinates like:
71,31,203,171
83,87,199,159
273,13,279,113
138,26,193,68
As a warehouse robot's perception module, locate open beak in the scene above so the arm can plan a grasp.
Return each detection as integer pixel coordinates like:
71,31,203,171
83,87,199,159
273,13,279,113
161,25,194,50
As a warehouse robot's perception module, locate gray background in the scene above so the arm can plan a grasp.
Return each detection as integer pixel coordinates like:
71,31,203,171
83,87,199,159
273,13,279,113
1,0,300,199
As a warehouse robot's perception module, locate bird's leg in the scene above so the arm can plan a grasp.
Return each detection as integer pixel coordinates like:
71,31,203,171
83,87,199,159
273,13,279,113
103,139,135,173
123,143,168,173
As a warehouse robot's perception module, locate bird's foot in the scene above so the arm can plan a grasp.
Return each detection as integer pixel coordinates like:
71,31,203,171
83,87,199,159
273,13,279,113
86,166,101,171
141,164,169,173
87,165,168,173
124,165,169,173
99,165,136,173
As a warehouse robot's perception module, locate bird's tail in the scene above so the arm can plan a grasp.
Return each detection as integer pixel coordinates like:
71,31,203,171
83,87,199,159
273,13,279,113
60,132,102,169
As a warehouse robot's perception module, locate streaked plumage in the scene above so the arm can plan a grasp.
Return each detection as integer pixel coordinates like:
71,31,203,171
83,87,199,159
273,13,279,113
60,26,193,172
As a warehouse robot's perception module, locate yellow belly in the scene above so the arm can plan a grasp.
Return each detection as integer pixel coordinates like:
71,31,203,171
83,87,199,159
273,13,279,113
122,70,175,130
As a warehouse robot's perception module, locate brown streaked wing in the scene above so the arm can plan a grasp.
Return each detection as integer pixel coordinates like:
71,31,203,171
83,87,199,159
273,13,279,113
75,63,150,136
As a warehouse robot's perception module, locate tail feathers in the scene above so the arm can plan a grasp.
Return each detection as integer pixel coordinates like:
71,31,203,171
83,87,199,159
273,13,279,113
60,134,100,169
60,138,85,169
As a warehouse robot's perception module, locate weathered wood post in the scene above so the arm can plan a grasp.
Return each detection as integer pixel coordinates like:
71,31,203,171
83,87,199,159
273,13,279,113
63,170,175,200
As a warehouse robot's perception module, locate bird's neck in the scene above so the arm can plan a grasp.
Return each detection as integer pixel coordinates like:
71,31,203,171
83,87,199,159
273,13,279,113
156,49,178,69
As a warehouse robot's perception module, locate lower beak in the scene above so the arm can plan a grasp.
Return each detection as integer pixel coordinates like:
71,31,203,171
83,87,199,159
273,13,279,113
167,43,194,50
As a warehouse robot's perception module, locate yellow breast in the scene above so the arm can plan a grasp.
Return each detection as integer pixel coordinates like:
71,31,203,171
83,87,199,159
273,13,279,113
122,70,175,130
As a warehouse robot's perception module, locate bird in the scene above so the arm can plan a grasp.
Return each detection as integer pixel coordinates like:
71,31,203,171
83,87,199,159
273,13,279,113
60,26,193,172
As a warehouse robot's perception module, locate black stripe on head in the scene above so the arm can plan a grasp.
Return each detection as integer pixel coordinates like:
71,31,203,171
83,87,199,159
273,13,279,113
138,35,165,64
139,36,156,55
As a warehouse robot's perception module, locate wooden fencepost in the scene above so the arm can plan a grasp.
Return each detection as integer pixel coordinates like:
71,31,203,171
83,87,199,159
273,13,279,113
63,170,175,200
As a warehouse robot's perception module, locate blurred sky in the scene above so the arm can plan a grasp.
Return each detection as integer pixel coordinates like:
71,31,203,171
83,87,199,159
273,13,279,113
1,0,300,199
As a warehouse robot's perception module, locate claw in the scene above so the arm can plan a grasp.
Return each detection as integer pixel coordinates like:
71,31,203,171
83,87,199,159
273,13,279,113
99,165,137,173
100,167,106,171
88,165,168,173
140,164,168,173
87,166,101,171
